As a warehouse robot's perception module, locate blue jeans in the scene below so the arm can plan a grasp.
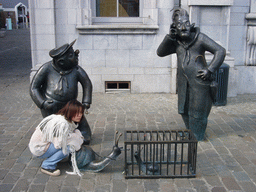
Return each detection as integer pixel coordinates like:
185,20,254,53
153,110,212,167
39,143,69,170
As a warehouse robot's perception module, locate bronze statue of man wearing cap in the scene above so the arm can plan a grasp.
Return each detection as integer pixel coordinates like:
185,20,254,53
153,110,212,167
30,40,93,144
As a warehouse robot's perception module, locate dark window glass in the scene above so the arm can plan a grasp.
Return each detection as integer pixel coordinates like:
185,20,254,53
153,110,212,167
96,0,139,17
119,0,139,17
107,83,118,89
119,83,129,89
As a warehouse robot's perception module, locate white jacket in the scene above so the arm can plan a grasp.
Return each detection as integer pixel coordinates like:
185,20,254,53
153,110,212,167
29,114,84,156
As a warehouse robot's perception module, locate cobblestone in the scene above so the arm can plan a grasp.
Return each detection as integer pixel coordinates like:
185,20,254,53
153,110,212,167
1,29,256,191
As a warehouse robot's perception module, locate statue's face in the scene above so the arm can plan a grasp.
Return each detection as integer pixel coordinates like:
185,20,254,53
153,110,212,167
174,15,191,39
57,47,79,70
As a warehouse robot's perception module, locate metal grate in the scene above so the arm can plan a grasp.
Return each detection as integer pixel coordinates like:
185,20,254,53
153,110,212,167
124,130,198,179
105,81,131,93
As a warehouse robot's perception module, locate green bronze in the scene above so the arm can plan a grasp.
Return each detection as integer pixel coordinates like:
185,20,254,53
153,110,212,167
157,8,226,140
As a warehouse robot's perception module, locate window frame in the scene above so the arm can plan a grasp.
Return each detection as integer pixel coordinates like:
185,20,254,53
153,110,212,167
105,81,131,93
91,0,143,24
76,0,159,35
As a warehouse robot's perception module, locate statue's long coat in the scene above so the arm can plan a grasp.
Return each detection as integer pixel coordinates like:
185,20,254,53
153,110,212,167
157,28,226,119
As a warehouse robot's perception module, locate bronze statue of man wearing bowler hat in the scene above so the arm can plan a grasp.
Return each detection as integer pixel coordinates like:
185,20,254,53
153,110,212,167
30,40,93,144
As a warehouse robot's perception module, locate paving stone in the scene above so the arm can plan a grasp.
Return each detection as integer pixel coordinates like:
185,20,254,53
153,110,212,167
63,175,81,186
227,165,243,172
0,138,10,144
0,184,14,192
28,184,45,192
79,178,95,191
0,159,15,169
2,172,20,184
23,168,38,179
62,186,78,192
220,155,240,167
95,173,112,185
112,171,124,180
0,169,8,180
175,178,192,188
159,181,176,192
177,188,196,192
144,179,160,192
213,165,232,177
213,147,229,155
239,181,256,192
233,155,252,165
204,149,220,158
112,180,127,192
190,179,206,187
45,181,62,192
0,151,10,159
204,176,223,187
12,178,30,192
211,187,226,192
209,138,224,147
127,180,144,192
232,171,251,182
33,173,50,184
10,163,26,172
222,177,241,190
8,148,26,159
200,167,218,176
241,165,256,177
16,155,32,164
27,158,43,168
196,185,211,192
94,185,111,192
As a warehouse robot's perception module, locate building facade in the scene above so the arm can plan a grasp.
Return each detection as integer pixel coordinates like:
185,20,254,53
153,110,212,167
0,1,29,29
29,0,256,96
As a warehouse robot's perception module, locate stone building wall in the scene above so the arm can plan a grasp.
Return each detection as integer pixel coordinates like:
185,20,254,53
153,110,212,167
29,0,256,96
29,0,175,94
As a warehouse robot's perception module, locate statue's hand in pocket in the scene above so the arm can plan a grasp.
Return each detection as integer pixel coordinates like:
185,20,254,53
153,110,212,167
197,69,212,81
43,100,54,110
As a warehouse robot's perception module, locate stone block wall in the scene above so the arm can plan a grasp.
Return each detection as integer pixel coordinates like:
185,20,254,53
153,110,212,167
29,0,256,96
29,0,175,93
29,0,55,69
186,0,256,96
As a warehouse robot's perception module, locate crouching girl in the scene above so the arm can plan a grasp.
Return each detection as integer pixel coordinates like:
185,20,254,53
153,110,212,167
29,100,85,176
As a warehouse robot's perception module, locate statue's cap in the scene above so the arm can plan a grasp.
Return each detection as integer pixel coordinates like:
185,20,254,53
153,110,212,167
49,39,76,59
172,8,189,22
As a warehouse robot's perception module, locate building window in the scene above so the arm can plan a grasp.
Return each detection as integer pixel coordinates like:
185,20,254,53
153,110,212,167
96,0,139,17
76,0,159,35
92,0,142,24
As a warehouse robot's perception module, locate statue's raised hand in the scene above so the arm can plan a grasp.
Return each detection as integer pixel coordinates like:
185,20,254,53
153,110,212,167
169,23,177,39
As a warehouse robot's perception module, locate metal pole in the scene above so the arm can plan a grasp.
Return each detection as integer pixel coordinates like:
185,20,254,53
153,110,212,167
117,0,119,17
22,7,25,28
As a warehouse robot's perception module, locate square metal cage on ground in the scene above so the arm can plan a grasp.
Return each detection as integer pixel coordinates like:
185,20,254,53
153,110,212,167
124,130,198,179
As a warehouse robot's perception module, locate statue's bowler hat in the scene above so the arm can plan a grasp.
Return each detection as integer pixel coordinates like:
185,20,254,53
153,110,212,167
49,40,76,59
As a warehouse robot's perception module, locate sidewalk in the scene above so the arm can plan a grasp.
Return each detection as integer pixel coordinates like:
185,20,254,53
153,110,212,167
1,29,256,192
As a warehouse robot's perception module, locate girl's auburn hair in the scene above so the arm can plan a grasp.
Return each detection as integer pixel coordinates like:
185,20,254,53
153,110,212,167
56,100,85,122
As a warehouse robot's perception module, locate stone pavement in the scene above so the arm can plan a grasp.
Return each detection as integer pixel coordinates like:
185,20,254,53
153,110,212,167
1,29,256,192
